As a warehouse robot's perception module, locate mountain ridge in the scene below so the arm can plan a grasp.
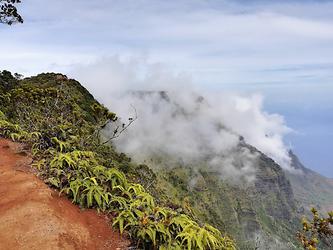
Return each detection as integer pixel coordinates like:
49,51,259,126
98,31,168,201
1,71,332,249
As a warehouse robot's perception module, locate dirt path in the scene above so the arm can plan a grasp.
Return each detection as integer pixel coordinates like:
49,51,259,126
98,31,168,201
0,139,130,250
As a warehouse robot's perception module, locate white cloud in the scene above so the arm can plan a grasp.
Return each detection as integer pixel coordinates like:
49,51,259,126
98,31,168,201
2,0,333,85
71,57,293,182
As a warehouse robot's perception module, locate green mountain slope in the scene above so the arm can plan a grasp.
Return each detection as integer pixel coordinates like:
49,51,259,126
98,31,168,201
142,143,301,249
118,91,303,249
0,71,235,249
2,71,332,249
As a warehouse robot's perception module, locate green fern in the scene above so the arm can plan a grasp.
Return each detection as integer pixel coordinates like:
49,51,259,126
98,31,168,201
51,137,70,152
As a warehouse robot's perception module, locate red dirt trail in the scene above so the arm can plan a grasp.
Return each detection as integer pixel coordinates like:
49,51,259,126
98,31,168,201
0,139,130,250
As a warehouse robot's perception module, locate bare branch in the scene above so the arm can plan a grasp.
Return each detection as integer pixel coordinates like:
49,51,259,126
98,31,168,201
101,105,137,145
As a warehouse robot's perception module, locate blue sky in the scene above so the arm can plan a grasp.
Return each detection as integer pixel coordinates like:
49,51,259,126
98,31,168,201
1,0,333,176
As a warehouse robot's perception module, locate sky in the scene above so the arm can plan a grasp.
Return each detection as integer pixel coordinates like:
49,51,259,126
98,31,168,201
1,0,333,177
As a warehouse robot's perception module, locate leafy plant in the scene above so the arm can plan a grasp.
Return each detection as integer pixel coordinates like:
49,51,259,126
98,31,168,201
297,208,333,249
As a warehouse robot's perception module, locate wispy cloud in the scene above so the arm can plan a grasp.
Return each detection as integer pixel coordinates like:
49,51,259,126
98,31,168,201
1,0,333,84
71,56,293,182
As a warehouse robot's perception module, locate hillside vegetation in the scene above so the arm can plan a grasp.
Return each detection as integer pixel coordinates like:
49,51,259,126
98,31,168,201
3,70,333,249
0,71,235,250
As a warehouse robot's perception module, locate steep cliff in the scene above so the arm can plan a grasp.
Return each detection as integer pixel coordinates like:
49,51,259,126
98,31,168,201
287,151,333,214
151,144,300,249
116,90,301,248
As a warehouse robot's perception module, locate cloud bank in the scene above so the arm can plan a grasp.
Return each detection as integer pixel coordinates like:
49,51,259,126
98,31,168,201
71,57,292,182
3,0,333,87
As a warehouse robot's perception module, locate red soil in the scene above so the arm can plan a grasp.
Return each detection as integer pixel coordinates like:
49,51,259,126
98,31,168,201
0,139,130,250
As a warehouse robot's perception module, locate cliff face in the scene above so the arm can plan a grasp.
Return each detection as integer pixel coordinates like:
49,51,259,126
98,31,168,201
121,90,301,249
252,145,295,220
152,144,300,249
287,151,333,214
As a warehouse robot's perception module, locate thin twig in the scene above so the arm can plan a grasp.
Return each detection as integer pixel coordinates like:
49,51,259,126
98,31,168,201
101,105,138,145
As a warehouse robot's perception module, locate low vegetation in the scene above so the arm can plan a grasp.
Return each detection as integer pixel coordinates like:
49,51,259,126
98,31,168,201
0,71,236,249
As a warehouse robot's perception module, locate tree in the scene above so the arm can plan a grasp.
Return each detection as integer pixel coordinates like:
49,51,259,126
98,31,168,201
0,70,19,91
0,0,23,25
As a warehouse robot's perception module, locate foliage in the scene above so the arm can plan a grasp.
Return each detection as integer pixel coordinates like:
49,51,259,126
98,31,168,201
0,71,236,249
43,147,235,249
297,208,333,249
0,113,40,143
0,0,23,25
